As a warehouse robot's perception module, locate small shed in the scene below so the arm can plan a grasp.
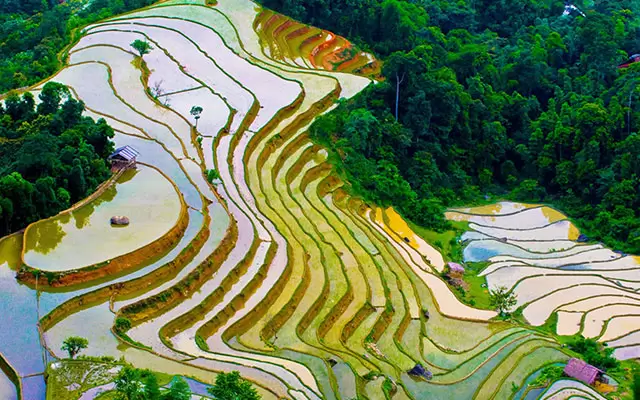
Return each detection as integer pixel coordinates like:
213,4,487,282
563,358,603,385
108,146,139,170
448,262,465,274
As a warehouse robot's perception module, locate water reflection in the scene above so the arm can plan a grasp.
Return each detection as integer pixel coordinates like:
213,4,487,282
26,219,66,256
23,167,182,272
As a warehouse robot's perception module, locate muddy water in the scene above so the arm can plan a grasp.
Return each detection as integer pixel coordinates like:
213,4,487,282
24,166,182,272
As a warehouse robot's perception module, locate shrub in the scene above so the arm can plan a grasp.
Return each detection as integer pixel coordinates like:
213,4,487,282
568,336,619,371
115,317,132,333
531,366,564,387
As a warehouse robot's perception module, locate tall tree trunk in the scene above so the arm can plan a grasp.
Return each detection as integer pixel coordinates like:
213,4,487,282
629,86,634,137
395,72,405,121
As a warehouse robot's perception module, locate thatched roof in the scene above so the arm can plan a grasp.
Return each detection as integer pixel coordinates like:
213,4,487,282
448,262,465,273
564,358,602,385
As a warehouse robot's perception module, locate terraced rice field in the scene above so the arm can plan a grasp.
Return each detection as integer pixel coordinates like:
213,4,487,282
0,2,585,399
451,202,640,360
23,166,182,272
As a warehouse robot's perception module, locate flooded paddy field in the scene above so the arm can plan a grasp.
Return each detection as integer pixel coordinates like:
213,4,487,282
0,1,621,399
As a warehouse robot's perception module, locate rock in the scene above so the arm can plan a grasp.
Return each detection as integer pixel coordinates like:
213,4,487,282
110,216,130,226
577,234,589,243
408,363,432,380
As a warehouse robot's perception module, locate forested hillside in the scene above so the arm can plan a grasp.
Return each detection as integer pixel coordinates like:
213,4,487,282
0,0,155,92
0,83,114,235
261,0,640,253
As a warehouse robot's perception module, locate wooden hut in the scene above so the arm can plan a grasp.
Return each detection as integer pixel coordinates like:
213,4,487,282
447,262,465,274
108,146,139,170
563,358,604,385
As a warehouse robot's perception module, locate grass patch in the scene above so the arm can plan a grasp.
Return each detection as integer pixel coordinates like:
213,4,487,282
46,360,125,400
459,262,492,309
195,334,210,351
407,220,467,262
118,332,152,351
441,260,493,310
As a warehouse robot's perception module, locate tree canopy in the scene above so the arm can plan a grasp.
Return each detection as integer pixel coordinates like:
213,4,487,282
113,367,192,400
61,336,88,359
0,0,156,93
264,0,640,253
0,82,115,235
208,371,261,400
131,39,153,57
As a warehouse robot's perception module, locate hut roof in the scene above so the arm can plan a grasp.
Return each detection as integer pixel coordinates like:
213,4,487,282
448,262,465,273
564,358,602,385
109,146,139,161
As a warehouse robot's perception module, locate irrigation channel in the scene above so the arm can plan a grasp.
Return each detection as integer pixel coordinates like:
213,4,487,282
0,1,625,399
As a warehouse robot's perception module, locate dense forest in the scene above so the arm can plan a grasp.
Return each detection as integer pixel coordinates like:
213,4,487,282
0,0,155,235
0,0,156,93
0,82,114,235
261,0,640,253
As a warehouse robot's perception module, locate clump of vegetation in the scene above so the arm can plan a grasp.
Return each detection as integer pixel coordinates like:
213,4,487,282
633,372,640,399
489,286,518,317
268,0,640,254
61,336,88,359
114,317,132,333
208,371,261,400
382,377,395,397
76,355,115,363
130,39,153,57
0,82,115,236
0,0,157,93
206,168,220,183
568,336,619,371
114,367,192,400
190,105,203,129
530,365,565,387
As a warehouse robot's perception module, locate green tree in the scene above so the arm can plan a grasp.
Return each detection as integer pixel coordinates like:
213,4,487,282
114,367,144,400
382,51,423,120
206,169,220,183
633,373,640,399
190,105,203,128
568,336,619,371
489,286,517,316
207,371,261,400
37,82,70,115
130,39,153,57
162,377,191,400
144,373,161,400
114,317,132,333
61,336,88,359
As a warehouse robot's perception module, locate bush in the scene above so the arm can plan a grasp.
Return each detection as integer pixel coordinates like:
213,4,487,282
530,366,564,387
568,336,619,371
114,317,132,333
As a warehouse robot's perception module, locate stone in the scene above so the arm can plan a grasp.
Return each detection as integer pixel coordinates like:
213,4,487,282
110,216,130,226
408,363,432,380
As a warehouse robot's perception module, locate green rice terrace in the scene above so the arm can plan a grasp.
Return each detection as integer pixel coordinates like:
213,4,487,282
0,0,639,399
